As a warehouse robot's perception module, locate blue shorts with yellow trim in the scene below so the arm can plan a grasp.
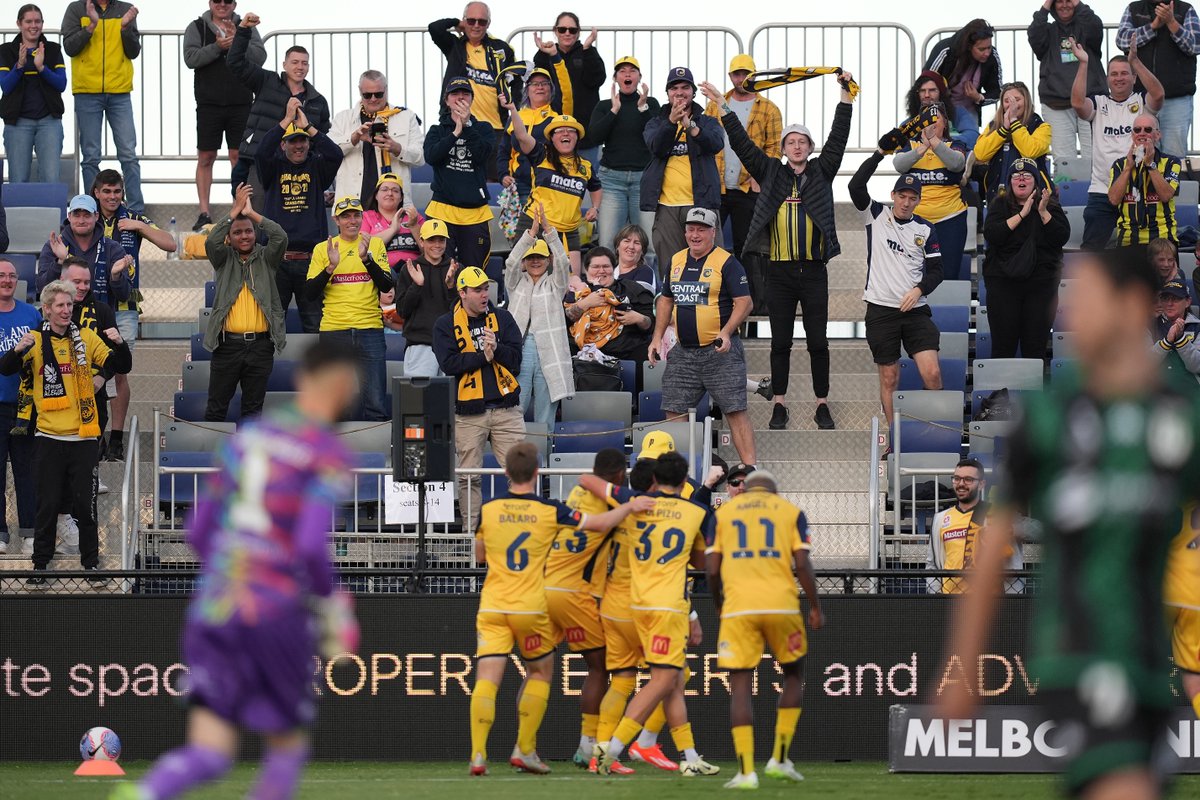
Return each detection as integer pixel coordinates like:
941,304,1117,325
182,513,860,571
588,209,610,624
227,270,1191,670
476,611,555,660
717,612,807,671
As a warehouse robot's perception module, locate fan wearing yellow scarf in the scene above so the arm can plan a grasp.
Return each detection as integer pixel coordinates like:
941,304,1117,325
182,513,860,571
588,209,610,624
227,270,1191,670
0,280,132,581
432,266,526,529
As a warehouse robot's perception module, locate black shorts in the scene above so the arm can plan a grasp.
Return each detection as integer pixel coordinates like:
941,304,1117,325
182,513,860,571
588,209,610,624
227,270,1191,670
1042,688,1171,797
864,303,940,365
197,103,251,152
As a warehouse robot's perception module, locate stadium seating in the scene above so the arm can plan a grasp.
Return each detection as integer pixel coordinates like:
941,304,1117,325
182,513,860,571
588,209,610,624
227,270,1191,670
619,360,637,395
162,420,236,452
631,420,703,458
158,451,214,508
892,390,965,425
636,390,710,423
266,360,297,392
190,333,210,361
2,182,69,217
561,391,633,430
204,281,216,307
1051,359,1076,381
1052,332,1075,359
974,331,992,360
7,254,38,302
930,305,969,333
968,420,1013,456
1177,181,1198,234
1057,180,1089,207
898,357,966,393
642,361,665,393
1063,206,1085,250
888,451,959,501
5,207,60,253
906,331,968,362
480,452,507,503
973,358,1044,391
385,334,407,361
335,421,392,455
173,390,232,422
927,280,971,307
896,419,961,454
285,307,303,334
553,420,625,453
180,361,208,393
523,420,551,463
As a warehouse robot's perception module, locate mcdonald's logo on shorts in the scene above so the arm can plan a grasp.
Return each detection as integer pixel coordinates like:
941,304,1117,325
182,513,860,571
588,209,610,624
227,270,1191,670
524,634,543,652
566,627,585,643
788,631,804,652
651,635,671,655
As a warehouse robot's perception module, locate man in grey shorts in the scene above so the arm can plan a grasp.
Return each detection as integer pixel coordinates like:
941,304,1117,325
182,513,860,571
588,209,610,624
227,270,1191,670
649,207,756,467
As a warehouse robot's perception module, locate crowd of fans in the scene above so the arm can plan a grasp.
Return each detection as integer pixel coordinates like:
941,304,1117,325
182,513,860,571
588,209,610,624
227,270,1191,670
0,2,1199,564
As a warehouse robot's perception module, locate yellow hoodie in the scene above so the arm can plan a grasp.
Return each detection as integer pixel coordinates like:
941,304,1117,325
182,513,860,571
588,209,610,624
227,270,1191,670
61,0,139,95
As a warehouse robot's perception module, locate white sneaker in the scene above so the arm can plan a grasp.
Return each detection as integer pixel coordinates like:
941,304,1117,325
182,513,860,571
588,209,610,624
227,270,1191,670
723,771,759,789
680,757,721,776
58,515,80,555
97,477,110,494
764,758,804,782
0,538,7,554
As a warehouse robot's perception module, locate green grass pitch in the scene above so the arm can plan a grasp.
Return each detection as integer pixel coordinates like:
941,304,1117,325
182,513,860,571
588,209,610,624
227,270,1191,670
1,762,1197,799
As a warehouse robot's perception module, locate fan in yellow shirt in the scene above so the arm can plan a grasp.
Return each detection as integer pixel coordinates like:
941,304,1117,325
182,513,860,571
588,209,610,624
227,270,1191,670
707,470,824,788
468,443,652,778
545,448,628,767
1165,503,1200,719
595,452,720,777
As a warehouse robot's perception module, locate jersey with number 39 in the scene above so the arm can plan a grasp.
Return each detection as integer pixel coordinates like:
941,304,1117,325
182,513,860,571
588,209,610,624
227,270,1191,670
478,492,584,614
626,491,712,614
711,489,810,617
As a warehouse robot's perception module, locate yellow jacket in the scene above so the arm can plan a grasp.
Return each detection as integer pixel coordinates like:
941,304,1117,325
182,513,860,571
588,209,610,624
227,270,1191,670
61,0,140,95
972,119,1052,163
704,91,782,194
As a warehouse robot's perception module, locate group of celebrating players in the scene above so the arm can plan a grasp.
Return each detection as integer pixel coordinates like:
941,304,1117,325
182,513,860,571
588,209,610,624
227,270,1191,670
468,432,822,789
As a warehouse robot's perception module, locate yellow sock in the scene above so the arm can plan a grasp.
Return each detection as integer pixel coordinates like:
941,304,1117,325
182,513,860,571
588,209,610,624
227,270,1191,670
599,676,636,741
1193,693,1200,719
774,707,802,762
644,701,667,736
470,679,498,760
516,679,551,754
669,723,695,753
582,712,599,738
732,725,754,776
613,715,643,747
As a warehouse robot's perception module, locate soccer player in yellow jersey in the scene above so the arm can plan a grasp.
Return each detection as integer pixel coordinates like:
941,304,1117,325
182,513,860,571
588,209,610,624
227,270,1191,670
545,449,628,767
469,443,652,777
1165,503,1200,719
707,470,824,789
595,452,720,777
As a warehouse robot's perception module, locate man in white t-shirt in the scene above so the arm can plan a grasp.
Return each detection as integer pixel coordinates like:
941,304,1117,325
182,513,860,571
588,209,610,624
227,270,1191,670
849,151,944,434
1069,38,1164,250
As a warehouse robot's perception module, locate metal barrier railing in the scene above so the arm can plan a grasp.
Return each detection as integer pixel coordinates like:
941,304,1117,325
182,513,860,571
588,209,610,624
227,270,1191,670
118,415,141,580
922,24,1198,156
747,23,918,153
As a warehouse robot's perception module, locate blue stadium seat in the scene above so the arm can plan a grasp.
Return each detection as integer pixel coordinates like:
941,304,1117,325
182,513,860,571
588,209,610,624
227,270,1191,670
1057,180,1089,207
1177,199,1198,232
619,360,637,394
977,274,987,306
638,390,664,422
897,419,962,455
974,330,992,359
173,390,239,422
2,182,69,217
481,452,508,504
285,307,302,333
898,358,966,393
971,388,1024,418
930,304,970,333
266,360,296,392
158,451,214,507
553,420,625,453
346,452,388,504
204,281,215,307
385,333,406,361
190,333,210,361
973,358,1044,391
7,254,37,302
1051,359,1076,381
410,163,434,183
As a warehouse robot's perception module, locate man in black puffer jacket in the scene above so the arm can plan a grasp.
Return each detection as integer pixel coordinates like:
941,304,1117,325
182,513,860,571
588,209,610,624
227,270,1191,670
699,75,854,433
227,13,330,209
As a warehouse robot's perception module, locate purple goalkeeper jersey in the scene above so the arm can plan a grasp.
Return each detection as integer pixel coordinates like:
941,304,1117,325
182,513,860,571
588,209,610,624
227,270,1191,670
186,407,350,627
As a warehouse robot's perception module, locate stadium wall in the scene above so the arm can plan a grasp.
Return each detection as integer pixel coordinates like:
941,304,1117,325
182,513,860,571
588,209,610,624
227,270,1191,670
0,596,1189,763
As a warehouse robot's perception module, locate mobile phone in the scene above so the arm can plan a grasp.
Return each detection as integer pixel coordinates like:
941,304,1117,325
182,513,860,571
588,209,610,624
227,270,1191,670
712,336,725,350
370,121,387,137
615,302,631,312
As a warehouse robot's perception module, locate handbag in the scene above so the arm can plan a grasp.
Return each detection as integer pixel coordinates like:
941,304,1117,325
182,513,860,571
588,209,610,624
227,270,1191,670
572,357,622,392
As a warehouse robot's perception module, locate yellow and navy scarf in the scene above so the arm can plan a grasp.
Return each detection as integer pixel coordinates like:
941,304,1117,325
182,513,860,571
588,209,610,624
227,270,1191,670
878,104,942,154
360,105,404,172
452,302,518,403
743,67,860,100
20,322,102,438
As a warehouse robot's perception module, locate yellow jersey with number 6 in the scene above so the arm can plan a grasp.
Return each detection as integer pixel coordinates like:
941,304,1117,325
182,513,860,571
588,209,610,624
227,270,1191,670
627,492,711,614
478,492,584,614
711,488,811,617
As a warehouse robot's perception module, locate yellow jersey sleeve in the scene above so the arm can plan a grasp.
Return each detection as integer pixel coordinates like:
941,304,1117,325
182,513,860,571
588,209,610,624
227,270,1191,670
307,242,331,278
478,494,584,614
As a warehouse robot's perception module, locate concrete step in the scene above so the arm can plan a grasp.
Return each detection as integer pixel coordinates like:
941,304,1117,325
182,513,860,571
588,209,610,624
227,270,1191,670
743,399,880,432
718,429,874,462
742,340,877,375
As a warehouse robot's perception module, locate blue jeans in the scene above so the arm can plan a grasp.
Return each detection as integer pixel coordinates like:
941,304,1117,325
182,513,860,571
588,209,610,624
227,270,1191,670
2,116,64,184
75,92,143,212
950,103,980,150
934,212,969,281
1157,96,1194,161
517,335,557,426
0,403,36,541
597,166,657,252
1081,192,1118,251
319,328,388,421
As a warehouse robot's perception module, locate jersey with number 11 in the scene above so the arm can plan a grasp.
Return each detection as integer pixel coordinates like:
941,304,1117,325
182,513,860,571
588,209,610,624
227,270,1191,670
477,492,585,614
627,491,712,614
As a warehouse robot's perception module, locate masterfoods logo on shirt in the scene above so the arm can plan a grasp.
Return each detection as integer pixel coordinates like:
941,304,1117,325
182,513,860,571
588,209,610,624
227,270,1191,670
672,281,708,306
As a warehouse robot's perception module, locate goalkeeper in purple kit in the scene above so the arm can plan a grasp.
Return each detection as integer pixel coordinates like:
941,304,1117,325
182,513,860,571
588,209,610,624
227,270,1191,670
111,342,363,800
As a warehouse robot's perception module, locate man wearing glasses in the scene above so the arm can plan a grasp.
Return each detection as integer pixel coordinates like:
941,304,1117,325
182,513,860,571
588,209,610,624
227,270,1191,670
330,70,426,202
1106,113,1182,247
429,2,515,179
926,457,990,594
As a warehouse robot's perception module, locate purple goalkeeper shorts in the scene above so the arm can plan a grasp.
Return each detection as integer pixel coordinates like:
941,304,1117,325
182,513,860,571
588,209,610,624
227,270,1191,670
182,608,317,733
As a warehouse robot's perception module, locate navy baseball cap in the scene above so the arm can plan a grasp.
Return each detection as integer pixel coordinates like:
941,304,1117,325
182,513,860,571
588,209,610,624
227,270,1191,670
445,77,474,96
665,66,695,90
893,174,923,197
1161,280,1191,300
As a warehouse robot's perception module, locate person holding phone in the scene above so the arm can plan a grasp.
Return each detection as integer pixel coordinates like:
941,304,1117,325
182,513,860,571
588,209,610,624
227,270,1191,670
329,69,425,204
983,158,1070,360
0,5,67,184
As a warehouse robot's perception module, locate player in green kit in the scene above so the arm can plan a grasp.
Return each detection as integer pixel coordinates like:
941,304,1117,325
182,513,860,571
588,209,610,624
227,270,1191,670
941,247,1200,800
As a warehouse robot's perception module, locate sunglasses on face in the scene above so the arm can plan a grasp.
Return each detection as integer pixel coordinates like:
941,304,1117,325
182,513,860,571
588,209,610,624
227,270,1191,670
361,91,385,100
728,478,746,487
556,26,580,34
463,17,489,26
211,0,234,5
1132,126,1156,134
